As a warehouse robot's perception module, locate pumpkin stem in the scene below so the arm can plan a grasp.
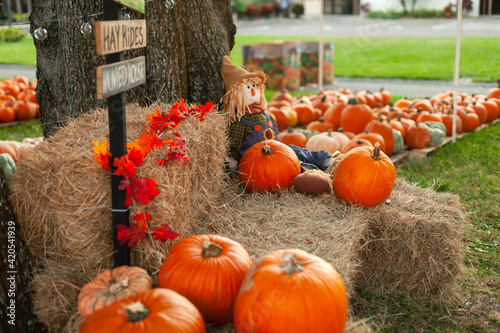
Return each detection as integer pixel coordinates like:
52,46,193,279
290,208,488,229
262,144,274,155
202,241,223,258
109,277,130,294
347,97,359,105
125,301,150,322
287,126,294,133
327,128,333,137
372,142,381,160
280,252,312,275
397,112,402,122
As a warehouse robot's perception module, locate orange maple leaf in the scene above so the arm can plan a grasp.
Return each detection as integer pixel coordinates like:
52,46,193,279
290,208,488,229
92,140,108,155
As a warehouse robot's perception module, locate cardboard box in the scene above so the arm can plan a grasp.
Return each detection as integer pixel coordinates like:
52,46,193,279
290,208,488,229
242,41,335,91
300,41,335,86
242,42,301,91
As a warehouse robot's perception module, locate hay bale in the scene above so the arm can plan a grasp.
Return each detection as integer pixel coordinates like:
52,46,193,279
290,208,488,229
358,180,465,299
194,178,369,297
31,264,83,332
196,177,466,300
9,102,228,331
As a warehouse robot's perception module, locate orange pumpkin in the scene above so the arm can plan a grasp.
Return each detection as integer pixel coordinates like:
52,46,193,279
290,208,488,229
293,102,321,125
469,102,487,124
278,127,308,147
13,100,37,121
441,112,463,136
233,249,348,333
238,140,301,193
77,266,153,320
393,98,412,109
0,141,18,162
322,103,346,128
406,123,430,149
0,105,16,123
486,79,500,99
464,112,480,132
267,108,290,131
271,89,294,104
354,130,386,153
364,118,395,156
306,118,336,133
416,112,442,124
339,98,374,134
332,142,396,207
311,94,332,113
158,234,252,326
341,138,373,153
389,118,406,139
482,100,499,122
79,288,206,333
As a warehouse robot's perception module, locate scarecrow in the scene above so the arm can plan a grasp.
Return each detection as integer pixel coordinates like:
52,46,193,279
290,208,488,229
220,55,334,172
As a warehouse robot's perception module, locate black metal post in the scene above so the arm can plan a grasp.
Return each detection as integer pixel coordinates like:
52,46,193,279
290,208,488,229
103,0,130,267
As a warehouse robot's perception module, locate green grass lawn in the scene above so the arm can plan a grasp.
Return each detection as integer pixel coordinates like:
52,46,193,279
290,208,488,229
232,36,500,82
0,35,36,66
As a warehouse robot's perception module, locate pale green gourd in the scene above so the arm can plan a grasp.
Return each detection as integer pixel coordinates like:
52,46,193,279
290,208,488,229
0,153,17,180
392,129,404,154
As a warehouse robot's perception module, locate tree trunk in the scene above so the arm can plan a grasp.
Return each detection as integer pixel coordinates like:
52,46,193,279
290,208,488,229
0,167,48,333
32,0,235,137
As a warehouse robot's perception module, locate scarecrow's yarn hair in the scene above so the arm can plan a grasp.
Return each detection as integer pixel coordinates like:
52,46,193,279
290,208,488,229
223,77,268,122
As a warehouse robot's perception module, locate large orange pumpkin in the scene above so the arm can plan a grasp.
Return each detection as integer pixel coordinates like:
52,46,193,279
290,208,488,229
158,234,252,326
233,249,348,333
238,140,301,193
332,142,396,207
339,98,374,134
77,266,153,320
79,288,206,333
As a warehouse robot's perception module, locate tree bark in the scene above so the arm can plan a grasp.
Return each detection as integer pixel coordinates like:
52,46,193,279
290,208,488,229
32,0,236,137
0,167,47,333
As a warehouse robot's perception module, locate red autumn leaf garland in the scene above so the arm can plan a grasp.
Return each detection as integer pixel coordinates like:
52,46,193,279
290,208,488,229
92,100,215,247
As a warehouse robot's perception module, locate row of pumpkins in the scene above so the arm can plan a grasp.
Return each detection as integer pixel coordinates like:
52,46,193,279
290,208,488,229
0,76,39,123
77,235,348,332
267,85,500,156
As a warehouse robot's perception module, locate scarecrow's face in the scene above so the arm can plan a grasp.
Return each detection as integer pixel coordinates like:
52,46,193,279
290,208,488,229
243,83,260,106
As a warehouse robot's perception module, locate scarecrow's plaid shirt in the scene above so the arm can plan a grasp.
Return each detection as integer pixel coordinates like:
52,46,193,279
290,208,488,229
228,112,278,160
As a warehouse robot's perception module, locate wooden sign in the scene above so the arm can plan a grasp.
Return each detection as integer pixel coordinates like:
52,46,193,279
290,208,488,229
95,20,146,55
96,56,146,99
112,0,145,14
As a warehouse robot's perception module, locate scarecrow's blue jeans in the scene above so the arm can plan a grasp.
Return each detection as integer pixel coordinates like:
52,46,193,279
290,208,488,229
288,145,332,172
